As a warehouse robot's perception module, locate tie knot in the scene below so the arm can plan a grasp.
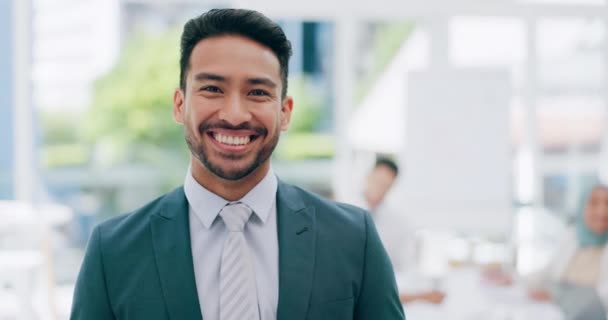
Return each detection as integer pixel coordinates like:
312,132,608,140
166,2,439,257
219,202,253,232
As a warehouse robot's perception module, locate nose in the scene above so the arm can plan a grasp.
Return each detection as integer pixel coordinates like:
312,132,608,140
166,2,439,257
218,94,252,125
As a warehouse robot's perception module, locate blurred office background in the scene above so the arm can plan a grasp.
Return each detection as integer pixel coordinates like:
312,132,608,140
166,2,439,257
1,0,608,319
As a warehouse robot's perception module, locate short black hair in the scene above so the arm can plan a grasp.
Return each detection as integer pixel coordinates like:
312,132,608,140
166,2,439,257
375,157,399,176
179,8,293,98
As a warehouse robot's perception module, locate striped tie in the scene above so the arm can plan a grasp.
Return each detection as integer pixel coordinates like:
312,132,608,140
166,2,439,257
219,202,260,320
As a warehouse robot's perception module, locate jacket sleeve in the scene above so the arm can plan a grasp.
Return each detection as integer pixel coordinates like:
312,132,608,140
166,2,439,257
354,213,406,320
70,226,116,320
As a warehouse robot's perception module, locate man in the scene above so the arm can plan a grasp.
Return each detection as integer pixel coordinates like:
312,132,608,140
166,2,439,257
70,9,404,320
362,157,444,305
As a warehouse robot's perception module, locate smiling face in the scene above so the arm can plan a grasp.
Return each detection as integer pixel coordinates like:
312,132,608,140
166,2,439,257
584,186,608,235
174,35,292,186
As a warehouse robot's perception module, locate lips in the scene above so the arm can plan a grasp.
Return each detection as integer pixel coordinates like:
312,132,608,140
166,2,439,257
204,127,264,153
211,132,253,146
199,120,267,153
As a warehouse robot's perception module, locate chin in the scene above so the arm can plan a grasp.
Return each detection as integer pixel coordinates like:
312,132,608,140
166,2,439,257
210,160,261,180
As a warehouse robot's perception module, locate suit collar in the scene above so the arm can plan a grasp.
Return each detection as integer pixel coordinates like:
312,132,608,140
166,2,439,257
151,182,316,320
275,180,316,320
183,170,227,228
151,187,203,319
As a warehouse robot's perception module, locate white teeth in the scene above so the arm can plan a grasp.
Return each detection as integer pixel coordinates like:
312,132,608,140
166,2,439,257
214,133,251,146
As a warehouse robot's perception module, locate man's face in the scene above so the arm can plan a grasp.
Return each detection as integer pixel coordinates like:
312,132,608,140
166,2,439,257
363,165,397,210
173,35,293,181
584,186,608,235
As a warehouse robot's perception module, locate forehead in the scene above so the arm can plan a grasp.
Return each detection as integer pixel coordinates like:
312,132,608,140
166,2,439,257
370,165,397,180
187,35,281,83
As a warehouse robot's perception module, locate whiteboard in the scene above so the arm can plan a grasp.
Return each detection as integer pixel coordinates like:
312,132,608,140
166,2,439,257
398,68,512,236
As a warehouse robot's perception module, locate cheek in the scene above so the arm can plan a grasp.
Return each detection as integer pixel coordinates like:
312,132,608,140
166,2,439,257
587,211,608,231
598,221,608,233
600,213,608,226
188,96,219,116
367,186,383,198
600,205,608,218
371,191,383,200
255,109,281,130
184,113,199,132
183,115,205,140
185,105,212,126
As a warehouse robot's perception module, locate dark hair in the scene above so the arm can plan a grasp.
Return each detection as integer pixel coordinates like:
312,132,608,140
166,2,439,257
179,8,292,98
375,157,399,176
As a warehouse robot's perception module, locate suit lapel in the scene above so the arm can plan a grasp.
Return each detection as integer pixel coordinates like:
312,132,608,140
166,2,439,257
150,187,203,320
276,181,316,320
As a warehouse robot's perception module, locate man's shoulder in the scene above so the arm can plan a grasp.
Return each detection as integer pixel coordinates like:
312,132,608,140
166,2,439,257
95,186,183,240
284,183,370,229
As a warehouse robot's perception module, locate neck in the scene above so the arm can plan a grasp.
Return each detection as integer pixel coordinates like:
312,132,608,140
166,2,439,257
190,158,270,201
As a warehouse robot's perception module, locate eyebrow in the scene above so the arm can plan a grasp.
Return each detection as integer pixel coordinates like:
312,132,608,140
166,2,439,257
193,72,226,82
247,77,277,88
193,72,277,88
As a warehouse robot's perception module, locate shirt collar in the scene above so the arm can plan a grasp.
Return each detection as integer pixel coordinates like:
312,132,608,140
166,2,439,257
184,167,278,229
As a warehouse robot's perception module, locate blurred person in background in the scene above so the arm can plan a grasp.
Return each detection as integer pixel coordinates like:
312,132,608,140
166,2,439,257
526,184,608,319
70,8,404,320
486,184,608,319
361,157,445,305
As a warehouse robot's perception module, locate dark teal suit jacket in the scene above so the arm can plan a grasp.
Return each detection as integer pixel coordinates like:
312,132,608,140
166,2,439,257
70,181,405,319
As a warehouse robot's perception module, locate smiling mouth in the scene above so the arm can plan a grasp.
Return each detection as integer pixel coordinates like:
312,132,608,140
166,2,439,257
208,132,260,146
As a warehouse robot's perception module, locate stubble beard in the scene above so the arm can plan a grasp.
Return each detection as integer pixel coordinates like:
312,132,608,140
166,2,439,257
184,122,280,181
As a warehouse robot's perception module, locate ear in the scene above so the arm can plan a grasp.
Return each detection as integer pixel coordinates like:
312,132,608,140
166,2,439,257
279,96,293,131
173,88,185,125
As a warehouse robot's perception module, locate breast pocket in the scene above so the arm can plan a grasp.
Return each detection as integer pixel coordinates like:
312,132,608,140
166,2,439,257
321,296,354,320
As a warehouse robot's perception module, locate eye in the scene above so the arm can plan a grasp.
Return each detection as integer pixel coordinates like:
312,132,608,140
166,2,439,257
201,86,222,93
249,89,269,96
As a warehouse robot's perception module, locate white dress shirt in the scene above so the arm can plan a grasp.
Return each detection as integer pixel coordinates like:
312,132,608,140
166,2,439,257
349,196,415,274
185,168,279,320
371,202,415,274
